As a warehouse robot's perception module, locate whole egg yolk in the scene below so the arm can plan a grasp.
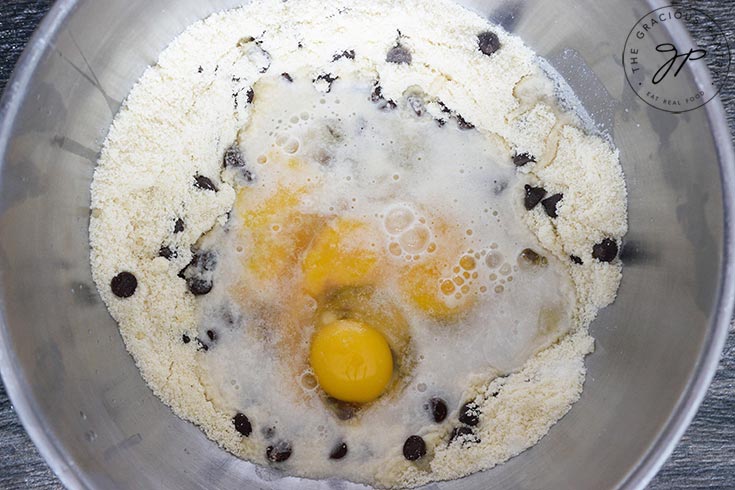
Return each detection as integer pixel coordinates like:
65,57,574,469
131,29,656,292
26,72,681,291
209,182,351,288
309,319,393,403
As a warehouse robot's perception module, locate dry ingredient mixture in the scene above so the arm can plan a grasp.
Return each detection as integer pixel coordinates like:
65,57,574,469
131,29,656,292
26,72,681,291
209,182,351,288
89,0,627,487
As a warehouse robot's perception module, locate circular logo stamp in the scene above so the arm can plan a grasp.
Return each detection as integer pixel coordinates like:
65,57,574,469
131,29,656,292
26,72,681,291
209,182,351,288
623,5,731,113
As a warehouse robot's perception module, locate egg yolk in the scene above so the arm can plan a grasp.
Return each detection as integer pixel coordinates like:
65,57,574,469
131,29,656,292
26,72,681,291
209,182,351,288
309,319,393,403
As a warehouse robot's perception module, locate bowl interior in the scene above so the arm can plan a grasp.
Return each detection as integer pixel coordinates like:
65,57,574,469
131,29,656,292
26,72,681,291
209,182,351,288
0,1,731,489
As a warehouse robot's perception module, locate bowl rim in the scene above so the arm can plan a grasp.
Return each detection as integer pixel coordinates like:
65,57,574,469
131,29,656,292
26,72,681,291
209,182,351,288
0,1,732,489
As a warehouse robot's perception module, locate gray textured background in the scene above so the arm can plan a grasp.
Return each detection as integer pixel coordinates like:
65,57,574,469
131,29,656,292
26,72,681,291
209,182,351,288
0,0,733,488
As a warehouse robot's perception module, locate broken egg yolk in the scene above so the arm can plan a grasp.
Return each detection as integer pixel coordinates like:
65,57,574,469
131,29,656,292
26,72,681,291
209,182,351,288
309,319,393,403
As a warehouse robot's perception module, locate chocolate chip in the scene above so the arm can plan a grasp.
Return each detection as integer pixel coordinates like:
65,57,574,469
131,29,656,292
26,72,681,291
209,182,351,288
182,334,191,344
459,401,480,426
477,31,501,56
233,413,252,437
449,426,480,445
370,83,396,111
456,114,475,130
206,329,217,341
513,152,536,167
406,95,425,116
110,272,137,298
524,185,547,210
196,338,209,351
266,441,292,462
281,72,293,82
223,144,245,168
197,66,203,73
329,442,348,460
194,175,218,192
402,435,426,461
332,49,355,61
519,248,548,267
386,45,412,64
159,246,175,260
592,238,618,262
187,278,213,296
173,218,185,233
570,255,583,265
428,397,448,423
314,73,338,93
246,88,255,104
541,193,563,218
223,144,255,183
182,253,215,294
328,398,360,420
191,250,217,272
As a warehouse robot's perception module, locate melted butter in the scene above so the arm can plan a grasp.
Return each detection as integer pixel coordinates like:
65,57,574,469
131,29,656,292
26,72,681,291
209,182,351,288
194,71,576,479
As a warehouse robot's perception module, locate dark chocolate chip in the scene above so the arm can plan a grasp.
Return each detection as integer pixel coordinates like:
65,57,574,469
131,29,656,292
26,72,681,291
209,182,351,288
174,218,185,233
297,41,303,49
194,175,218,192
187,277,213,296
406,95,425,116
570,255,583,265
592,238,618,263
182,334,191,344
459,401,480,426
524,184,547,210
159,246,175,260
369,83,397,111
328,398,360,420
435,118,447,127
281,72,293,82
370,84,384,103
192,250,217,271
541,193,563,218
196,338,209,351
332,49,355,61
477,31,501,56
403,435,427,461
197,66,203,73
110,272,137,298
246,88,255,104
206,329,217,341
223,144,244,167
519,248,548,267
513,152,536,167
449,426,480,445
386,45,412,64
315,73,339,93
329,442,348,460
266,441,293,463
233,413,252,437
428,397,448,423
456,114,475,130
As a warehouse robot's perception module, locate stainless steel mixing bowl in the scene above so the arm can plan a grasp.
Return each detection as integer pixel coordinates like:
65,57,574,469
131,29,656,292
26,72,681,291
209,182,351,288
0,0,733,489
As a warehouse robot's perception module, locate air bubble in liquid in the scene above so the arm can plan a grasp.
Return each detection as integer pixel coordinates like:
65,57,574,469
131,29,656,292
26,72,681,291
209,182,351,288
284,138,300,154
385,207,415,234
485,251,503,268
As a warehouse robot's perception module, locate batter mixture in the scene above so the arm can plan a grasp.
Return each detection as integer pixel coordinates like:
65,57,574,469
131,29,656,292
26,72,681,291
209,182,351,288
89,0,627,487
